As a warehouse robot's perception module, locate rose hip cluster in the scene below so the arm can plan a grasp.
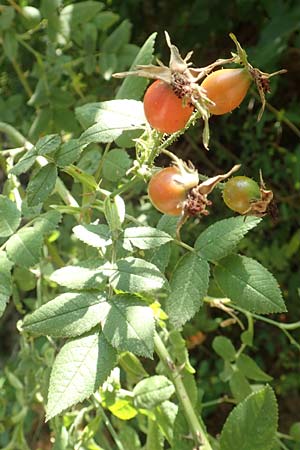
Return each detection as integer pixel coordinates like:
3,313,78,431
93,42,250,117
113,32,283,228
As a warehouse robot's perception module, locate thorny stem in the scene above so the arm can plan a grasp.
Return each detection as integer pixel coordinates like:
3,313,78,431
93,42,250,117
154,332,213,450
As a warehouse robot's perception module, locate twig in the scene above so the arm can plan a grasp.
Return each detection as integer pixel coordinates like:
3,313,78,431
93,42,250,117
154,332,213,450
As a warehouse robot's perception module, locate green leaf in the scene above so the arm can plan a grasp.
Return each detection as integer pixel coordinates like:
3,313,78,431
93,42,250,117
63,165,97,190
99,52,117,80
23,292,109,338
36,134,61,155
229,370,252,402
60,1,103,27
14,266,36,292
54,139,83,167
118,426,141,450
101,20,131,53
0,271,12,318
0,195,21,237
145,420,164,450
102,294,154,358
108,257,167,293
166,253,209,328
123,226,173,250
77,100,145,143
133,376,175,409
220,386,278,450
29,108,52,141
6,227,43,268
212,336,236,361
73,224,112,248
118,352,149,384
154,401,178,445
290,422,300,442
27,163,57,206
195,216,261,261
33,210,62,235
3,31,18,61
168,330,195,374
172,408,192,450
10,147,37,175
220,361,234,382
50,261,107,290
94,11,118,31
145,243,171,272
46,332,117,420
115,129,143,148
104,195,125,234
236,354,272,382
116,32,157,100
0,250,14,273
102,148,132,182
214,254,286,314
0,6,15,31
108,398,137,420
241,329,254,347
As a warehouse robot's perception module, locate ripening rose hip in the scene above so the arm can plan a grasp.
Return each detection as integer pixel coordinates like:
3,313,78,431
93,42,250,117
223,176,261,214
148,165,199,216
201,68,251,115
143,80,194,134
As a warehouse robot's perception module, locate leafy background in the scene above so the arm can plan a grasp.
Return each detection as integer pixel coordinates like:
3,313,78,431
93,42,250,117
0,0,300,449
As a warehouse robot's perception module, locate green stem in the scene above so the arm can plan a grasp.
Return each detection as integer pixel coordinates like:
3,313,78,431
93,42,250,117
231,304,300,331
94,142,111,183
252,91,300,139
111,176,141,197
277,432,295,441
11,58,33,98
97,405,125,450
0,147,26,157
201,396,236,409
275,437,291,450
0,122,30,147
6,0,23,14
154,332,213,450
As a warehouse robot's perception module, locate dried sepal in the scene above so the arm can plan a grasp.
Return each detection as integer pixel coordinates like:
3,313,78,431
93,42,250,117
171,158,199,191
242,170,276,218
175,165,241,239
230,33,287,120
